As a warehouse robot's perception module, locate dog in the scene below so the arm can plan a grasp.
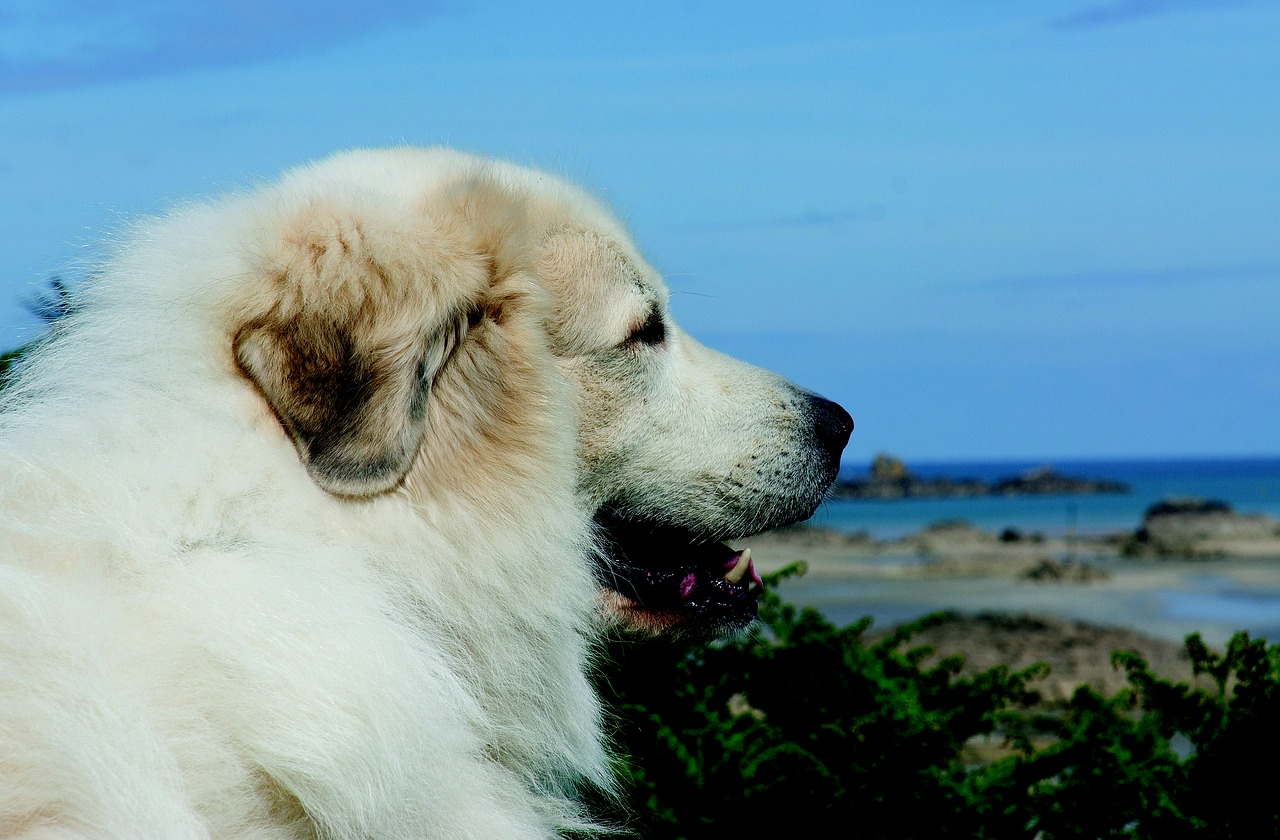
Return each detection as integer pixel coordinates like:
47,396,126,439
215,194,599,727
0,148,852,838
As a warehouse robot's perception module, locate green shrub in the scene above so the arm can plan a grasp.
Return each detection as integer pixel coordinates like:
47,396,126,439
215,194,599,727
0,345,20,381
593,563,1280,838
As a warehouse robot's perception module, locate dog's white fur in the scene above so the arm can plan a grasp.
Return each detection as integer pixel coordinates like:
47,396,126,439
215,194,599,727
0,148,839,838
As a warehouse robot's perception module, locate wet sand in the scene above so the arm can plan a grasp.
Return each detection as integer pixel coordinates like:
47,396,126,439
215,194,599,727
746,525,1280,648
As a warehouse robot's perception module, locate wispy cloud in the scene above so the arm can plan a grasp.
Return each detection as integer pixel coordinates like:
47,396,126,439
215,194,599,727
680,204,887,233
978,262,1280,291
0,0,434,95
1049,0,1253,30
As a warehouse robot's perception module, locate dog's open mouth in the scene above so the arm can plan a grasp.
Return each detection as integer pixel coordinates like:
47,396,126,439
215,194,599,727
594,511,765,638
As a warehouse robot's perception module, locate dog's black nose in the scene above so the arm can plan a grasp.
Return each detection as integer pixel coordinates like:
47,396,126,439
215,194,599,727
809,395,854,460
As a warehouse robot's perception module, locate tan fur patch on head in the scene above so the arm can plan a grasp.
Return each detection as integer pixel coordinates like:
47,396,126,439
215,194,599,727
536,227,655,355
402,269,576,513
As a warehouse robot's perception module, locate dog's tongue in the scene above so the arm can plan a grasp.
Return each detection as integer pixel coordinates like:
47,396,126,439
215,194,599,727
673,547,761,604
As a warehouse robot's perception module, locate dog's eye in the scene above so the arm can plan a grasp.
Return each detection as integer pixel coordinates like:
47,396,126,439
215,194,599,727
624,310,666,348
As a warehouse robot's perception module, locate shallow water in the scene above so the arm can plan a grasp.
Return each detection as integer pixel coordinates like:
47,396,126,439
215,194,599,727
774,565,1280,646
1159,585,1280,639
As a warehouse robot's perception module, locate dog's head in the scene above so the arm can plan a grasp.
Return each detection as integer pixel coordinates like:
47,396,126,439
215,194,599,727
231,148,852,640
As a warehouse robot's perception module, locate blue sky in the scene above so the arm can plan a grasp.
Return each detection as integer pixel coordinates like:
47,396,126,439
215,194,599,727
1,0,1277,462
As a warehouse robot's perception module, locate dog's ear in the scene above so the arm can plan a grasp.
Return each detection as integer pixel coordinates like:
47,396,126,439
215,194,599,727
233,198,489,497
235,311,467,497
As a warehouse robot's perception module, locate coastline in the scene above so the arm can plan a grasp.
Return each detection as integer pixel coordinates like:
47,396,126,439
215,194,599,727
827,455,1280,535
748,521,1280,646
742,517,1280,700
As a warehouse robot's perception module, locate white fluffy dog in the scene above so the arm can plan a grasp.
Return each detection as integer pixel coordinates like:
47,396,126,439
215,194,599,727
0,148,852,838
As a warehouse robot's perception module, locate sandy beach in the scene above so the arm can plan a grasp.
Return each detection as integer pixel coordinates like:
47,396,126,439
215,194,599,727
741,517,1280,700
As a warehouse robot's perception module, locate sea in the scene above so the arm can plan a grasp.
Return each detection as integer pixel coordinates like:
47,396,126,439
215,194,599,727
809,456,1280,540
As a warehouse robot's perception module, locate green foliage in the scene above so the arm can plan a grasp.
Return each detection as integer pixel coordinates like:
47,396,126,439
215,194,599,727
0,346,18,381
2,276,72,385
592,563,1280,838
1110,634,1280,837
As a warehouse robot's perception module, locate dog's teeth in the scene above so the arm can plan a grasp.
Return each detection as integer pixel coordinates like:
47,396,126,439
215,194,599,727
723,548,752,584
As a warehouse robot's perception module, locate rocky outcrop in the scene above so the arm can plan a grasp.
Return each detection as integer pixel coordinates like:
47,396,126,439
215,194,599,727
1022,558,1112,583
1122,497,1280,558
870,612,1200,705
990,465,1128,496
831,455,1129,500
